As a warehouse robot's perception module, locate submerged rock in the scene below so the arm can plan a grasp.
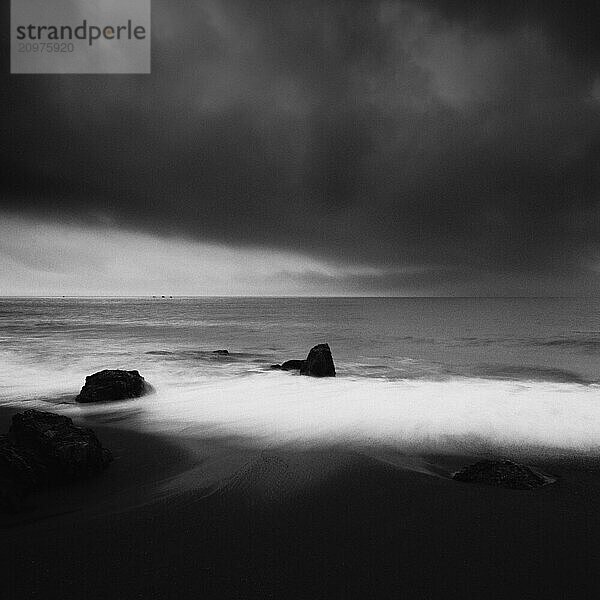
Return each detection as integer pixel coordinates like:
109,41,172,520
453,459,550,490
300,343,336,377
10,410,113,482
76,369,149,403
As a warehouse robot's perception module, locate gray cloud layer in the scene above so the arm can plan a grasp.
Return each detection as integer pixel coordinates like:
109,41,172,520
1,1,599,294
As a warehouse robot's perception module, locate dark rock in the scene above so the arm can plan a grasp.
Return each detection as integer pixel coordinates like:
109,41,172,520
75,369,149,403
281,360,306,371
212,350,229,355
269,360,305,371
453,459,550,490
300,343,336,377
10,410,113,482
0,410,112,511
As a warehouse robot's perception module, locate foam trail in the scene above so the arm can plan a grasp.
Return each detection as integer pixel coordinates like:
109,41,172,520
3,352,600,457
41,371,599,458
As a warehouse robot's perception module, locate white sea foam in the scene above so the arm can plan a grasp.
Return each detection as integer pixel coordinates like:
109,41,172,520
2,347,600,458
22,370,595,457
162,373,600,453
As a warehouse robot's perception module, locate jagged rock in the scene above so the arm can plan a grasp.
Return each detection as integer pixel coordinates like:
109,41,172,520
212,350,229,355
300,343,336,377
453,459,550,490
76,369,149,403
10,410,113,482
0,410,112,511
271,346,336,376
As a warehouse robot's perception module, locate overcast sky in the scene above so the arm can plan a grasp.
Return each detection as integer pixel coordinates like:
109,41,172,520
1,1,599,296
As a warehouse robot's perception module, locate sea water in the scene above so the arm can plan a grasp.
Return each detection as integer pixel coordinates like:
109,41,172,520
1,297,599,456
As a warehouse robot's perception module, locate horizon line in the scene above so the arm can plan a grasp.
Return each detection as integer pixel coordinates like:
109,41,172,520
0,295,592,300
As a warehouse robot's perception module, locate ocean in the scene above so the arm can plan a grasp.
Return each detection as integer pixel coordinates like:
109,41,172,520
1,296,600,457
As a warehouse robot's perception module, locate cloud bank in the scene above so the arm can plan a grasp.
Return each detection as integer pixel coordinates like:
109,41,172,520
1,1,599,295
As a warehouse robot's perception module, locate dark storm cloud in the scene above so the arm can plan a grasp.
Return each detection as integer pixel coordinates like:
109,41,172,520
1,1,599,294
416,1,600,66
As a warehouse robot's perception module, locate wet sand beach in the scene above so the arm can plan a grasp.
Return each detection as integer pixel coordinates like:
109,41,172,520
4,405,600,599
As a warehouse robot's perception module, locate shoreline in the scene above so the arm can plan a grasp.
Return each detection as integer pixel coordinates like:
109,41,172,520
3,404,600,598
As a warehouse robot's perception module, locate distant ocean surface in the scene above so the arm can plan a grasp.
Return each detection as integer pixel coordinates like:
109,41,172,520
2,297,600,456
